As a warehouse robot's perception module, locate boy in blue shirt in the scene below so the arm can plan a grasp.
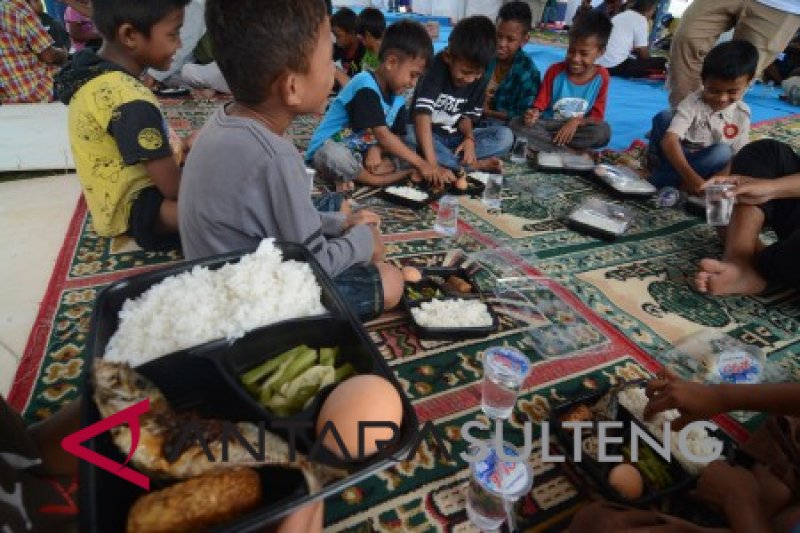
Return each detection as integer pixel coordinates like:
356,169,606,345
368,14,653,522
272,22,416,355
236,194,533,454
513,11,613,153
307,20,439,187
483,1,542,125
409,16,514,185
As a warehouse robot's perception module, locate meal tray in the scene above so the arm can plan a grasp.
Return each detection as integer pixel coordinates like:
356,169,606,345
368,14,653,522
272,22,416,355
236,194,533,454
80,243,418,533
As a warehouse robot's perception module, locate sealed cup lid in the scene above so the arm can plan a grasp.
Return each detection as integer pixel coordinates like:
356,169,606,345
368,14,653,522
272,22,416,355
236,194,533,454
473,443,533,498
713,349,763,384
485,347,530,379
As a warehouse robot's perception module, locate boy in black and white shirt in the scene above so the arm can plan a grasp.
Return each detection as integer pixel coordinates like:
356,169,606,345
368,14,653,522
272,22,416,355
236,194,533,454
408,16,513,185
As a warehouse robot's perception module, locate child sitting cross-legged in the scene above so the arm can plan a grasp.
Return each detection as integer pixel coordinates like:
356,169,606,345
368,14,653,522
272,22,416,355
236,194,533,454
648,40,758,195
512,11,613,154
483,1,542,126
408,16,514,187
307,20,438,188
56,0,187,251
179,0,404,322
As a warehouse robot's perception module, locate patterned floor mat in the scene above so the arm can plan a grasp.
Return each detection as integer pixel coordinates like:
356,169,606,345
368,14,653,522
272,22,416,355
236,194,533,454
7,101,800,530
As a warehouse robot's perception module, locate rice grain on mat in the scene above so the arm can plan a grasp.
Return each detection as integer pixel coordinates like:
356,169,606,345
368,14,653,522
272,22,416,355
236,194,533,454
411,299,492,328
618,387,723,475
105,239,326,366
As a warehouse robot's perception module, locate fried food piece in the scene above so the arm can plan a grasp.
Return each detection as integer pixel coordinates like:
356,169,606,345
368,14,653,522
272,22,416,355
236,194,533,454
445,275,472,293
126,468,262,533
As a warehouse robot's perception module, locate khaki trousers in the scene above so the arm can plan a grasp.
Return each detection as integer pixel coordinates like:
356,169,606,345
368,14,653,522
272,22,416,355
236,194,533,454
668,0,800,108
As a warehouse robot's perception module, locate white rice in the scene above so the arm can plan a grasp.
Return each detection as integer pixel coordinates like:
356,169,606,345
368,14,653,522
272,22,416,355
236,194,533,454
104,239,327,366
618,387,723,475
411,299,492,328
385,185,429,201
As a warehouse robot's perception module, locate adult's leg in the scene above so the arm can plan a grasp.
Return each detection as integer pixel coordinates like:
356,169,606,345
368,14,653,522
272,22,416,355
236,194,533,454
733,1,800,83
697,139,800,295
668,0,741,107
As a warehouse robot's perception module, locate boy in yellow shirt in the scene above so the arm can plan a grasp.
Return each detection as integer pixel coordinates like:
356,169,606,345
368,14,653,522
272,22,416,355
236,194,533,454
55,0,188,250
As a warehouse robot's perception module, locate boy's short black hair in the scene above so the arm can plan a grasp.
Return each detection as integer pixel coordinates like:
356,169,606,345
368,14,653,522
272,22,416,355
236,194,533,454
92,0,190,40
701,40,759,82
497,1,533,33
331,7,358,34
357,7,386,39
378,20,433,65
206,0,327,104
569,10,612,49
631,0,659,14
448,15,496,68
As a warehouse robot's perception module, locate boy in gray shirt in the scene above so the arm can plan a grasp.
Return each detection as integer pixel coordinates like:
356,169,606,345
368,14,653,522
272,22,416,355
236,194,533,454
180,0,404,320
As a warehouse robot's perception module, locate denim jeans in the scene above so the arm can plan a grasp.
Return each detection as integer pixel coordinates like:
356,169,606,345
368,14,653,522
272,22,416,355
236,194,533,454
334,263,383,320
405,125,514,170
648,109,733,189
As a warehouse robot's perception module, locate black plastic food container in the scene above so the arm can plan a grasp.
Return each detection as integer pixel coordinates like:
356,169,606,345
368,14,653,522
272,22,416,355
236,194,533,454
402,267,498,340
549,388,696,506
80,243,418,532
379,180,444,209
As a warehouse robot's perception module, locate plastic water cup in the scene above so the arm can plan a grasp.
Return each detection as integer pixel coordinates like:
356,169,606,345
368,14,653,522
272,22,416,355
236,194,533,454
482,174,504,210
434,195,459,236
465,442,533,531
481,347,530,419
705,184,734,226
510,137,528,164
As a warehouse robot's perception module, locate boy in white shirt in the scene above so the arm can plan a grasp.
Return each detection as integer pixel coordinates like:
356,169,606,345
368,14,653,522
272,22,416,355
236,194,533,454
648,40,757,194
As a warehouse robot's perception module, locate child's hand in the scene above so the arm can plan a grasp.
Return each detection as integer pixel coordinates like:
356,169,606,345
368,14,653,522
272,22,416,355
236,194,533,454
346,209,381,229
643,370,727,431
364,146,383,174
455,137,477,166
428,166,456,189
552,117,581,146
416,160,439,182
524,108,540,126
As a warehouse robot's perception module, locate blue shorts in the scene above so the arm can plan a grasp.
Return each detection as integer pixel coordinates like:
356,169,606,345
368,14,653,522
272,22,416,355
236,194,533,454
333,264,383,321
313,192,346,213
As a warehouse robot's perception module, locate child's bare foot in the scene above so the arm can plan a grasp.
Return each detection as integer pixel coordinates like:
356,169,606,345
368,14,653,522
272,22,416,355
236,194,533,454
695,258,767,296
472,157,503,173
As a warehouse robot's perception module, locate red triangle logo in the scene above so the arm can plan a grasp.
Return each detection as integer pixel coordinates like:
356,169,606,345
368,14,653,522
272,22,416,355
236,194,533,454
61,398,150,490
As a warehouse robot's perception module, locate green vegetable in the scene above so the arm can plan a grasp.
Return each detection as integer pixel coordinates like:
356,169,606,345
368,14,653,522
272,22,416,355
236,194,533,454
622,444,673,489
240,345,358,416
335,363,356,383
241,345,308,386
319,346,339,367
267,346,317,395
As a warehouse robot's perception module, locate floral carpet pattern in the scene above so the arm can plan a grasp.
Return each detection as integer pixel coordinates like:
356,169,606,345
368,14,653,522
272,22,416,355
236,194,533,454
8,100,800,531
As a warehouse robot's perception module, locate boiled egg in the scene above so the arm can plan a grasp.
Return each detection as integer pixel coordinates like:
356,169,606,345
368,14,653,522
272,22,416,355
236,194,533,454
316,375,403,460
402,266,422,283
608,463,644,500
